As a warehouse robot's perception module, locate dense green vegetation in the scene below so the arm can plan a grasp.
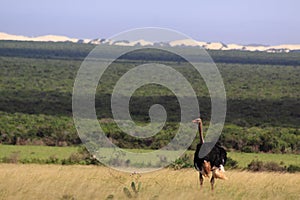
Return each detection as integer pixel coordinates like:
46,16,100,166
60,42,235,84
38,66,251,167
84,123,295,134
1,40,300,65
0,40,299,154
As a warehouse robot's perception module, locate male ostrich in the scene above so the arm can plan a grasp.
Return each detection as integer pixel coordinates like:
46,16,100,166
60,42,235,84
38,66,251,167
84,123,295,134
193,117,227,190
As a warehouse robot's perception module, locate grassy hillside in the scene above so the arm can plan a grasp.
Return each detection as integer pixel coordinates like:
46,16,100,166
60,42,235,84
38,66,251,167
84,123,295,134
0,145,78,160
0,41,299,153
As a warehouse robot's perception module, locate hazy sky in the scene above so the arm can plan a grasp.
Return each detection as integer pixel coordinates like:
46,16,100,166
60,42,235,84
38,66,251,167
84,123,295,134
1,0,299,45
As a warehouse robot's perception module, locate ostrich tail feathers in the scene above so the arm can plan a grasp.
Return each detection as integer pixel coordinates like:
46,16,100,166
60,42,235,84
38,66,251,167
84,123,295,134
213,167,228,180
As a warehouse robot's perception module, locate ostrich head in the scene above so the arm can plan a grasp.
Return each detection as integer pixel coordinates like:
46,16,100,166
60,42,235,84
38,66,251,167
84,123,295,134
192,118,201,123
193,117,204,144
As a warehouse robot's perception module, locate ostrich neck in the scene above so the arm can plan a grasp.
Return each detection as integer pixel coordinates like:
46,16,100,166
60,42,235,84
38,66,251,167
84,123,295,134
198,120,204,144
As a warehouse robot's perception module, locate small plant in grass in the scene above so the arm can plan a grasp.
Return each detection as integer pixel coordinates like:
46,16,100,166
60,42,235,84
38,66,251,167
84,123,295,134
123,172,142,199
149,195,159,200
60,194,76,200
122,173,160,199
123,181,142,198
105,194,114,200
46,155,59,164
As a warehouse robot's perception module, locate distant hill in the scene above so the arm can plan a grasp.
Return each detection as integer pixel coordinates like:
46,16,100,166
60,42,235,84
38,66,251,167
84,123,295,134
1,32,300,53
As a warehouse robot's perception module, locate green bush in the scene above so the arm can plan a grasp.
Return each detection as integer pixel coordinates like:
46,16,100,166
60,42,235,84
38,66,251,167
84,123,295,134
287,165,300,173
225,157,238,169
61,146,101,165
264,161,285,172
241,146,254,153
169,154,193,170
247,160,285,172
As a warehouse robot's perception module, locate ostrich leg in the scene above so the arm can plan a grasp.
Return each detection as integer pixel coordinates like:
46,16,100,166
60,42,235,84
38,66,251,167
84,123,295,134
210,176,215,191
199,172,204,189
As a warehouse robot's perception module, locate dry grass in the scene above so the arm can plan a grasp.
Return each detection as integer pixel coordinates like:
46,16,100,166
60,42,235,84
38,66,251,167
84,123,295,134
0,164,299,200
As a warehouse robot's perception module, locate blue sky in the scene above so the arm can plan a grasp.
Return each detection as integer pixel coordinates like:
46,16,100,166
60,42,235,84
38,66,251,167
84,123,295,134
1,0,299,45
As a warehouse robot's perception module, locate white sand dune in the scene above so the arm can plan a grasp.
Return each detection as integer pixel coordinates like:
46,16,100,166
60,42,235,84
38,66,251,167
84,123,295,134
34,35,78,42
0,32,79,42
271,44,300,50
0,32,32,41
169,39,206,47
114,39,153,46
0,32,299,52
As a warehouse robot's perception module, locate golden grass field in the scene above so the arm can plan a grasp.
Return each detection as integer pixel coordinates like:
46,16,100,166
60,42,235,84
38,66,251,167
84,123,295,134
0,164,299,200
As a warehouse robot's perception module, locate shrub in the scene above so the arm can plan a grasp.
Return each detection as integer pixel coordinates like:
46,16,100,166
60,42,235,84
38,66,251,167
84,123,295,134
241,146,254,153
62,152,84,165
46,155,60,164
61,147,102,165
264,161,285,172
287,165,300,173
247,160,285,172
169,154,193,170
21,158,46,164
247,160,265,172
225,157,238,169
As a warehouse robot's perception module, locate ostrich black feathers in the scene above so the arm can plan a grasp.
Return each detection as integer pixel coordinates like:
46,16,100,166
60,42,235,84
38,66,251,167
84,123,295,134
194,142,227,171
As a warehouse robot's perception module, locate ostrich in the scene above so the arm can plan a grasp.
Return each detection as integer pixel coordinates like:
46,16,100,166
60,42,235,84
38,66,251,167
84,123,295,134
193,117,227,190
